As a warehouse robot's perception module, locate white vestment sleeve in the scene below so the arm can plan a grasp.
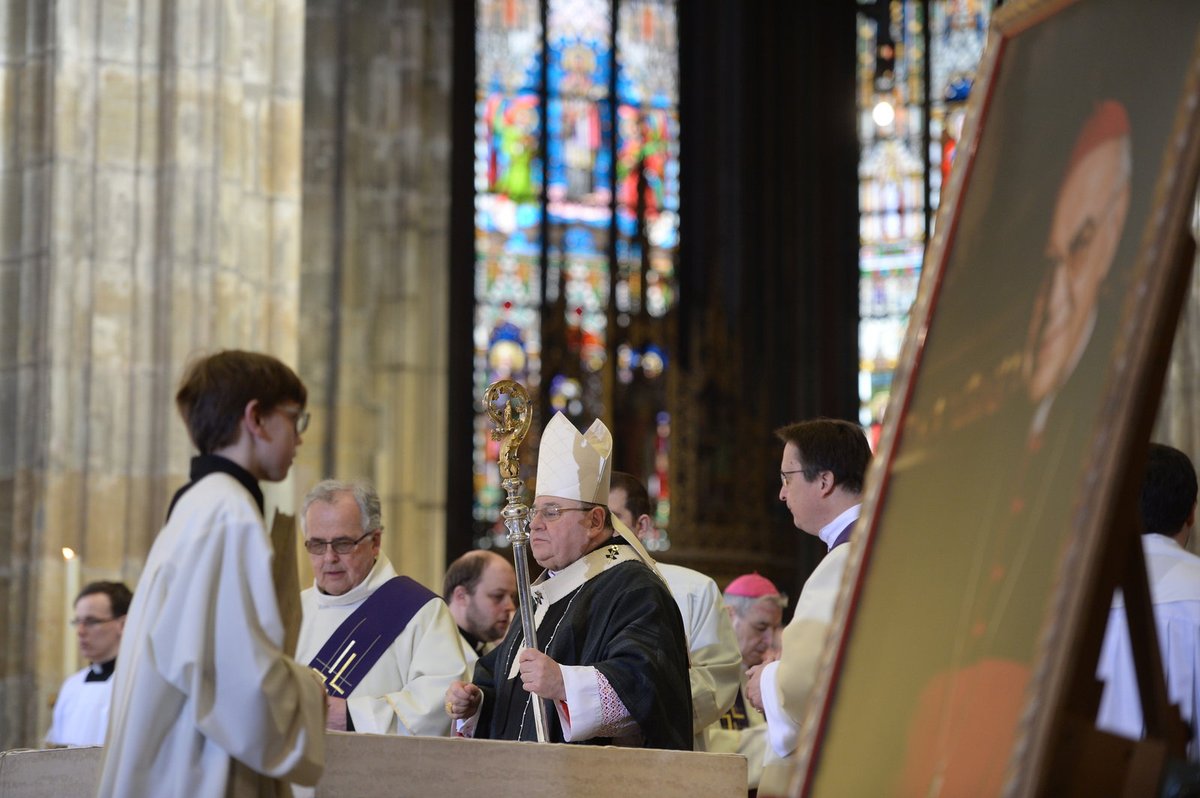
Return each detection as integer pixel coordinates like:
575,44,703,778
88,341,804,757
678,575,743,734
703,688,769,790
556,664,639,741
45,673,72,745
761,660,800,757
454,698,484,738
558,664,603,740
149,511,326,785
1097,535,1200,761
767,544,851,759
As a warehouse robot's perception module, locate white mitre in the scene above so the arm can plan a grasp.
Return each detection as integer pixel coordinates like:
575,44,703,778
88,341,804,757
534,412,613,504
534,412,664,581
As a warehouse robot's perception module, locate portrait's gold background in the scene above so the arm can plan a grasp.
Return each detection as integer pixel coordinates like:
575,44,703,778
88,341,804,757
805,0,1200,795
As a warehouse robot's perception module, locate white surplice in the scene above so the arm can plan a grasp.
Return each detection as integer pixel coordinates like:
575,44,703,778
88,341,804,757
704,678,769,789
758,504,859,794
45,667,112,747
296,556,474,737
1097,533,1200,761
657,563,743,748
97,472,326,798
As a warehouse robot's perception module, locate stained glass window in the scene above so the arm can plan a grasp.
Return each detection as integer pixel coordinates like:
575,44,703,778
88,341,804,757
474,0,679,548
857,0,993,447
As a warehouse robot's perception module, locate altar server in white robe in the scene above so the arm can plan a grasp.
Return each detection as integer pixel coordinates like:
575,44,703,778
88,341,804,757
97,350,327,798
608,470,742,750
1097,443,1200,762
45,581,132,747
297,479,473,736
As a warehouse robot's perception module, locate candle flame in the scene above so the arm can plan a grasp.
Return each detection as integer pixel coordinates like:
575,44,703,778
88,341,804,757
62,547,76,560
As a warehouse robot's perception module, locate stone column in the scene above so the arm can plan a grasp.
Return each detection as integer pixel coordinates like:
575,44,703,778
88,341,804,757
0,0,306,747
0,0,56,753
299,0,453,590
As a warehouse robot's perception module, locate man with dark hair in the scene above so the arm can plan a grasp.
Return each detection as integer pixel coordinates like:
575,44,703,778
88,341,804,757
773,418,871,500
297,479,472,736
1138,444,1198,537
45,581,133,746
98,350,325,798
444,550,517,655
746,418,871,787
608,470,742,751
445,413,692,749
1097,443,1200,761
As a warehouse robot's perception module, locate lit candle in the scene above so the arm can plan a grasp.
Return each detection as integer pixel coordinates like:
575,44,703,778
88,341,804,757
62,547,80,679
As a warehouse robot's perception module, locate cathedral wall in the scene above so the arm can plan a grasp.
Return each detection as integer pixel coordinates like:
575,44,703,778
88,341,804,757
297,0,453,594
0,0,307,747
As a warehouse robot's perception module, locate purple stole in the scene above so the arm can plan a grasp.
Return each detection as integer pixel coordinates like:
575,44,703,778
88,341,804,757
308,576,436,697
829,522,855,552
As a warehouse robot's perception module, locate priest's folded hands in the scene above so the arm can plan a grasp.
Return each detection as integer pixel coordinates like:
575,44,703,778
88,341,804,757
445,680,483,719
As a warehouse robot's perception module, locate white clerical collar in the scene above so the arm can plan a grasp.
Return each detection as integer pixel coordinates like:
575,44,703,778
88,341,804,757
532,543,639,610
818,504,861,551
312,555,397,607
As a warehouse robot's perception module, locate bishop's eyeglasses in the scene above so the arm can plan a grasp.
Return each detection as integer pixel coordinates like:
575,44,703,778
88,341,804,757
304,530,375,555
528,503,593,521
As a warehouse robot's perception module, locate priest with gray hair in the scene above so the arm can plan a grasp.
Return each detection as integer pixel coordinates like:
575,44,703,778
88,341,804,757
297,478,472,737
445,413,693,749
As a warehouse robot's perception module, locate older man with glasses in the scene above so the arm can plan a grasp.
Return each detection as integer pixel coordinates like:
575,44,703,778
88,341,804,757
296,479,472,737
444,412,693,750
45,580,133,747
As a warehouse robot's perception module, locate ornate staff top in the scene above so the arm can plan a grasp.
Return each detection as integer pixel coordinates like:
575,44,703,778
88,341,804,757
481,378,548,741
483,380,532,481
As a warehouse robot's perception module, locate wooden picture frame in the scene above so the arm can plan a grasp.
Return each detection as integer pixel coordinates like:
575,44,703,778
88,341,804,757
790,1,1200,795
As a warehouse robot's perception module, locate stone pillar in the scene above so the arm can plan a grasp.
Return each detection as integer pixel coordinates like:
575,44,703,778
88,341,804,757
0,0,55,754
0,0,307,747
299,0,453,591
1153,198,1200,554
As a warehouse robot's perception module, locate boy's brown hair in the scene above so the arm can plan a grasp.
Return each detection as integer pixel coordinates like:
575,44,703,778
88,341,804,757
175,350,307,454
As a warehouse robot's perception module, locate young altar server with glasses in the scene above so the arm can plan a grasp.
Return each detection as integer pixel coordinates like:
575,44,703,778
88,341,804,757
97,350,326,798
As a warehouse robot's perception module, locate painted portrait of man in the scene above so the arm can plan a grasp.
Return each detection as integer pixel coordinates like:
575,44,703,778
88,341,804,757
802,1,1200,794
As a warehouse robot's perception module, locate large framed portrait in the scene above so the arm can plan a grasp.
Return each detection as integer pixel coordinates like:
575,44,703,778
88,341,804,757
790,0,1200,795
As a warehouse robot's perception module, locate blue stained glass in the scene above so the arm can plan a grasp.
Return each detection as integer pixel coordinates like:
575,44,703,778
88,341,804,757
563,226,598,255
856,0,994,443
546,38,612,100
616,0,678,108
473,0,678,545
